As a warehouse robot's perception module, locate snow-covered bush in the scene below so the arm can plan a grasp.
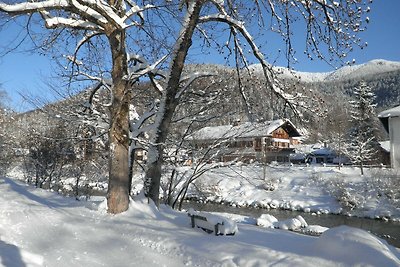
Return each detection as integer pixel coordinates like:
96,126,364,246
368,169,400,208
336,186,366,210
262,177,281,191
310,172,366,210
309,167,400,212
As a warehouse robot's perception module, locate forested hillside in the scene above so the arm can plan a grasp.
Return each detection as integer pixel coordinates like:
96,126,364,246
172,60,400,141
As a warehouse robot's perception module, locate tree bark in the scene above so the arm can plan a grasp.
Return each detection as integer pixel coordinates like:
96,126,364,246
145,1,204,207
106,28,131,214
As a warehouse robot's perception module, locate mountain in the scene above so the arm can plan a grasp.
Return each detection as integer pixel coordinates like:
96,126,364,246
249,59,400,84
248,59,400,110
323,60,400,82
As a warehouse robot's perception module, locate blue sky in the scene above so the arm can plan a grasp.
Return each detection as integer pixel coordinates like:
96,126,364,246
0,1,399,111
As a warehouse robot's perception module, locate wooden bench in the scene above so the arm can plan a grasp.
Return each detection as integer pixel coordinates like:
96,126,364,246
188,209,236,236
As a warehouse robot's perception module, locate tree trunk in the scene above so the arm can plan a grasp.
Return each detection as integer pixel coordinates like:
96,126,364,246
128,141,136,194
106,28,131,214
166,168,176,206
145,1,204,207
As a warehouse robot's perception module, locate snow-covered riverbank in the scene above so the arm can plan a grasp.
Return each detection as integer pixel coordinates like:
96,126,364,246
7,162,399,222
173,164,400,222
1,176,399,266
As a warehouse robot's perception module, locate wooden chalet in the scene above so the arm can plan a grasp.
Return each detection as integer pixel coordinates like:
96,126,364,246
189,119,302,163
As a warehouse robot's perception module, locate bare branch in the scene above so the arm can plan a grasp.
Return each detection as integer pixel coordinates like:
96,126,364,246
175,72,215,99
199,13,300,116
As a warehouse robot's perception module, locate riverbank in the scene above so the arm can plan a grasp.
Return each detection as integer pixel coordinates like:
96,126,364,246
183,200,400,248
7,162,399,222
173,164,400,222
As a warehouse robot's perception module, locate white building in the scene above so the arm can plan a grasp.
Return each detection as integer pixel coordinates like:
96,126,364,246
378,106,400,169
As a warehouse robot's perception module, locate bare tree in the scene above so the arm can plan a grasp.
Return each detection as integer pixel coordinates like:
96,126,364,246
0,0,159,213
142,0,371,206
0,0,371,213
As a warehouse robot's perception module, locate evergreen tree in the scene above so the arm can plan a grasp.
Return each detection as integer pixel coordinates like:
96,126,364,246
347,81,378,175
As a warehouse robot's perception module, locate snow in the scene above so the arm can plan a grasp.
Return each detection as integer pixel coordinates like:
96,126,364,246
257,214,308,231
0,0,156,31
256,214,278,228
249,59,400,83
314,226,400,266
187,208,238,235
378,105,400,119
274,217,303,230
380,141,390,152
325,59,400,81
182,164,400,221
0,241,43,267
189,119,298,140
1,176,399,266
301,225,329,235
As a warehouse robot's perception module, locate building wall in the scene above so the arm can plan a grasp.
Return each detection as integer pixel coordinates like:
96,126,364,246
192,125,298,163
272,127,289,139
389,116,400,169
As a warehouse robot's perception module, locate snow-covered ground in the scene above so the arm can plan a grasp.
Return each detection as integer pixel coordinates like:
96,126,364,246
176,164,400,222
1,176,399,267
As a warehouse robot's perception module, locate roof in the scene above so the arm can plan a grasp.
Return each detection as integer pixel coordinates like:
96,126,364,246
378,105,400,132
189,119,301,141
379,141,390,153
378,105,400,118
309,147,335,156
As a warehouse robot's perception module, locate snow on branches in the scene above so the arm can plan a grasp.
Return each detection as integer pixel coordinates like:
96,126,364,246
0,0,155,31
347,81,379,175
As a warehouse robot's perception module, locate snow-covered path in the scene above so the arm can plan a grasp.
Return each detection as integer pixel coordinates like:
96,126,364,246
0,178,189,266
1,177,399,267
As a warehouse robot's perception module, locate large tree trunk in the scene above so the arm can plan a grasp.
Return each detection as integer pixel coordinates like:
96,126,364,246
106,28,131,214
145,1,204,207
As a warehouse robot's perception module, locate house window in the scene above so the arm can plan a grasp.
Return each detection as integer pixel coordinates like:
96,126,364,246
255,139,261,148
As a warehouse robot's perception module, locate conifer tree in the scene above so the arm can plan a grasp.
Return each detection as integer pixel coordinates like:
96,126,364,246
348,81,378,175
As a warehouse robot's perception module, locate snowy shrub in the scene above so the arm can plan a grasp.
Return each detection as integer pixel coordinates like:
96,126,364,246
310,172,367,210
262,178,280,191
193,177,217,196
309,171,323,183
368,169,400,208
336,187,366,210
309,168,400,212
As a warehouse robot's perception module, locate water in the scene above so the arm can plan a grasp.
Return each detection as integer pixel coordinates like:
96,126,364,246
183,201,400,248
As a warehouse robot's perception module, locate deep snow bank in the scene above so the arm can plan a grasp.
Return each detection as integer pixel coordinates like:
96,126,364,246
1,177,399,267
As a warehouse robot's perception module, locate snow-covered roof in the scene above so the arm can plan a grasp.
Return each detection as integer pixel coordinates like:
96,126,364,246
378,105,400,132
189,119,300,141
378,105,400,118
379,141,390,153
309,147,335,156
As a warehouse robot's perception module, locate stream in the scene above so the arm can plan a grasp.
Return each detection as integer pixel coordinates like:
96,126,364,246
183,201,400,248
